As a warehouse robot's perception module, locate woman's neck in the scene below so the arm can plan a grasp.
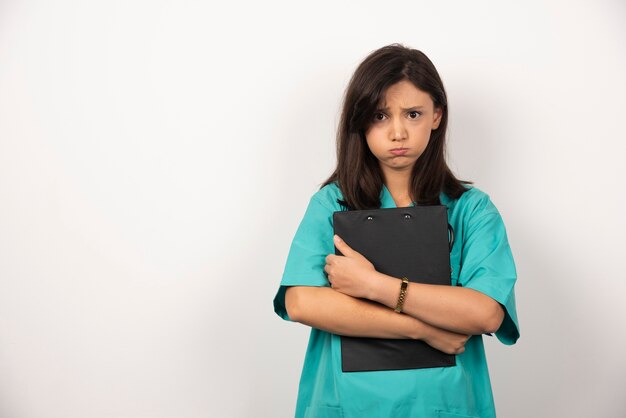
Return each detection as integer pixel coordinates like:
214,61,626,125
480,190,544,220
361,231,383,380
383,174,414,206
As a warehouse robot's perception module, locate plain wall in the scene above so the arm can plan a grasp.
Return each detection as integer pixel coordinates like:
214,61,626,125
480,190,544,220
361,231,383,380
1,0,625,417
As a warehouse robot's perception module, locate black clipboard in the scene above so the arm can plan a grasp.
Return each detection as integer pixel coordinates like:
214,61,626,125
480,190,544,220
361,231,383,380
333,205,456,372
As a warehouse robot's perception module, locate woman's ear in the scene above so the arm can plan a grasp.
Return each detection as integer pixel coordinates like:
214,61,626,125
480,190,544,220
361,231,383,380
432,107,443,130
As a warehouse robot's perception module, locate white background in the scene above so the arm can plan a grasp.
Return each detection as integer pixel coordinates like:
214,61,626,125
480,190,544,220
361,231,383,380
1,0,625,417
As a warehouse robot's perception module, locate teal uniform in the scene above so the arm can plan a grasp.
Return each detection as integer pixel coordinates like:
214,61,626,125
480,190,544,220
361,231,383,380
273,182,520,418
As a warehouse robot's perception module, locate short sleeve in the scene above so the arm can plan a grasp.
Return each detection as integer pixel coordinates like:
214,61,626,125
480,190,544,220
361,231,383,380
458,198,520,345
273,195,335,321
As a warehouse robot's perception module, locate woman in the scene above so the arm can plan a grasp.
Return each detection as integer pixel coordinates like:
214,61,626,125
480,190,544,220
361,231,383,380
273,43,520,418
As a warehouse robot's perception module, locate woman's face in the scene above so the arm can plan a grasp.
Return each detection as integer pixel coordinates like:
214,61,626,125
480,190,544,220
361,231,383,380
364,80,442,179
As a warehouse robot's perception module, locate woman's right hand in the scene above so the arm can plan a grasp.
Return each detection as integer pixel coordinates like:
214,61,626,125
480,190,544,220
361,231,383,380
420,324,471,355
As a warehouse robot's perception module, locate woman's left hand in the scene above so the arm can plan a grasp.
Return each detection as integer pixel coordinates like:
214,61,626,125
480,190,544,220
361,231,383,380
324,234,378,300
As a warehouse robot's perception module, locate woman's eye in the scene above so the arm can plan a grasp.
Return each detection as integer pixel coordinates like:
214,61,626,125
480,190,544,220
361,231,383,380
373,112,386,122
408,111,421,119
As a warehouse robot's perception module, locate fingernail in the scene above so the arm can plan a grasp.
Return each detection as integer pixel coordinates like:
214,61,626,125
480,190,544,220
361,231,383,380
334,235,341,243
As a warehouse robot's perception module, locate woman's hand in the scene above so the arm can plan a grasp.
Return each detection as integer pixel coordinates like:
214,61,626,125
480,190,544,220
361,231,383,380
324,234,378,299
420,325,471,355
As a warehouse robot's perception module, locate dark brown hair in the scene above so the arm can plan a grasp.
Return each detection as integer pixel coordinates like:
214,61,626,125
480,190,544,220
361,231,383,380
320,43,472,210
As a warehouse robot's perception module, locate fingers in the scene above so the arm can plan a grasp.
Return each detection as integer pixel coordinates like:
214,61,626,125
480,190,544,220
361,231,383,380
444,334,470,355
328,235,361,260
333,234,355,256
447,344,466,355
453,335,470,354
323,260,332,287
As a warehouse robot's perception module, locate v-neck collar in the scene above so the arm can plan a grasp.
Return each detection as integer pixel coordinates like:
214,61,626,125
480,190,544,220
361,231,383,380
380,184,416,209
380,183,450,208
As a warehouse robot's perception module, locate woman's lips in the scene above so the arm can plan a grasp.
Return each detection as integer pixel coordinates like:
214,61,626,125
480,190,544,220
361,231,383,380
390,148,408,155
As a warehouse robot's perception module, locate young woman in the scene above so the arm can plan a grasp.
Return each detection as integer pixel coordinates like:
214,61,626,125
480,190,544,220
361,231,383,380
273,43,520,418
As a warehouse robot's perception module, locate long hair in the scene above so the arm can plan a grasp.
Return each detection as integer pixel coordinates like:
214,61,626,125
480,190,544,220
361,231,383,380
320,43,472,210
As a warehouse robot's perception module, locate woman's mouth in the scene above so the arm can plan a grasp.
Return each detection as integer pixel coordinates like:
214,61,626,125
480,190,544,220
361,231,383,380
390,148,408,155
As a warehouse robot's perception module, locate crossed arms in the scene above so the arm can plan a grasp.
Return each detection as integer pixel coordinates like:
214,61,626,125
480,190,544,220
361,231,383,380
284,235,504,355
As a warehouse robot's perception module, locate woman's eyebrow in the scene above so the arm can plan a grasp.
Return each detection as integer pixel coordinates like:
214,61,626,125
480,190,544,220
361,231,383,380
376,105,426,111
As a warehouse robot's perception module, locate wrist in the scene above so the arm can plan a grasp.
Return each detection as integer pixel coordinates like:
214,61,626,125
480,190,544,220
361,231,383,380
367,271,402,308
364,270,382,301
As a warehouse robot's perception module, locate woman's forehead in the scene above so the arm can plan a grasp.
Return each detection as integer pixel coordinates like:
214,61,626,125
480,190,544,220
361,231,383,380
378,82,434,108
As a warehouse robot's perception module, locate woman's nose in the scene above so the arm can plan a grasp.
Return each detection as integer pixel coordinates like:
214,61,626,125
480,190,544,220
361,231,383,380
391,118,407,141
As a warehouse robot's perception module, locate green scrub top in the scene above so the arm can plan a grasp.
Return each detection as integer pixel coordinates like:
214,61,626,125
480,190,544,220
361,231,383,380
273,182,520,418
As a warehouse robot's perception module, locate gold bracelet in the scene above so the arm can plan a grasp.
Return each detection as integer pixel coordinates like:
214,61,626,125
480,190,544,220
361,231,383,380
394,277,409,313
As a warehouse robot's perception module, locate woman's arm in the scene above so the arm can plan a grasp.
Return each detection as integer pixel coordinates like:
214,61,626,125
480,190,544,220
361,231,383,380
285,285,470,355
326,235,504,336
365,271,505,335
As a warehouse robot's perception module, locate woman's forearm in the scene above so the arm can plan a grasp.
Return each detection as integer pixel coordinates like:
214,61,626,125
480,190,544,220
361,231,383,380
366,272,504,335
285,286,471,354
285,286,422,339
